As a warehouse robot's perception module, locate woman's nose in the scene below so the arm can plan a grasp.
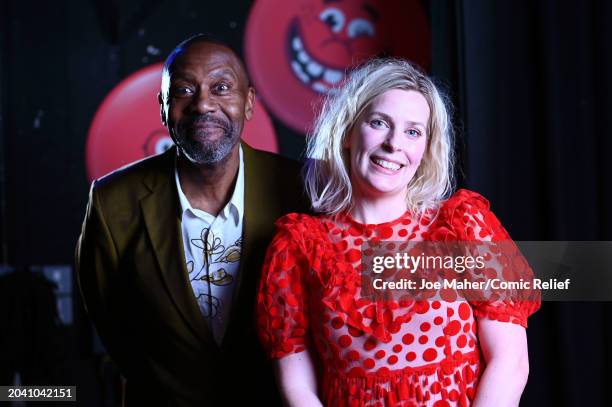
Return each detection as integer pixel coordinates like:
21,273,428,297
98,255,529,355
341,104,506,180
382,130,402,152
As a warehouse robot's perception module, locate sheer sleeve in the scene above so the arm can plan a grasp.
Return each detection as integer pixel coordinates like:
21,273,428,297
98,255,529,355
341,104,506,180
256,213,312,359
438,189,541,327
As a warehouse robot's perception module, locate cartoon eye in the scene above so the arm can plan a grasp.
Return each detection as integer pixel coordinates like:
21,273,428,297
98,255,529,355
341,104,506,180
319,8,345,33
154,136,174,153
143,129,174,156
347,18,375,38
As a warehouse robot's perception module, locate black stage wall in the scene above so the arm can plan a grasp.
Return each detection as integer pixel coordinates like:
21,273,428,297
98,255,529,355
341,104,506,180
433,2,612,406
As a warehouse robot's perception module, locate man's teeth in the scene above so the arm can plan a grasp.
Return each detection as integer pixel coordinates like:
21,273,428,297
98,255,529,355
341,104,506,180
373,158,402,171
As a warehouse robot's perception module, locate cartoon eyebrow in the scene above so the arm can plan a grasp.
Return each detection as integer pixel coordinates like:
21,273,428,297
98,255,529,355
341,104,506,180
362,4,379,21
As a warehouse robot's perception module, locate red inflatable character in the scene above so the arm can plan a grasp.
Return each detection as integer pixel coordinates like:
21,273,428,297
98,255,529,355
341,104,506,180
245,0,430,133
86,63,277,182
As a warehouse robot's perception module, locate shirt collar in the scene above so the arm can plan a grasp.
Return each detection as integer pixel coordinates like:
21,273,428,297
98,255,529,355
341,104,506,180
174,146,244,226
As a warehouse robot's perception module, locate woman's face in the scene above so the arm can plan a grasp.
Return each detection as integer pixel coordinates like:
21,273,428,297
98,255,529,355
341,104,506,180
346,89,430,201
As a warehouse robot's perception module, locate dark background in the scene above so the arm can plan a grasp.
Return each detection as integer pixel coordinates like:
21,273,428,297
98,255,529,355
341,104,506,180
1,0,611,405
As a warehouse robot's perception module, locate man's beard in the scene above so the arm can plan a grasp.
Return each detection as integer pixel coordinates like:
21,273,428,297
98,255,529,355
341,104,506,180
173,113,240,165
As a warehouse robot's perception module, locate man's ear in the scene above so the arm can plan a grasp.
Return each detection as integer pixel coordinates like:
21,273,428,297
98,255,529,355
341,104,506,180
244,87,255,121
158,92,167,126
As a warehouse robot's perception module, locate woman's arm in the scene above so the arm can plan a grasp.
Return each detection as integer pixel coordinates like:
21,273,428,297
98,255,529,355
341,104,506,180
472,319,530,407
274,348,323,407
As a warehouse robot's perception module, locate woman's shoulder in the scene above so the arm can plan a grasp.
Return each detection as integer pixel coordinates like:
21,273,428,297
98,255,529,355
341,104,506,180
271,212,333,252
273,212,329,236
431,189,508,241
275,212,321,227
439,188,491,214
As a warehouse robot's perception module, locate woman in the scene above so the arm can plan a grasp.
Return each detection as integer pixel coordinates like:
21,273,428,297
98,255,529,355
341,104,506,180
256,58,539,406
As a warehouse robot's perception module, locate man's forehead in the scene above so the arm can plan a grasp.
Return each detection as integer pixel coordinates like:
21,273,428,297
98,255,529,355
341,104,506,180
171,63,239,81
170,42,245,78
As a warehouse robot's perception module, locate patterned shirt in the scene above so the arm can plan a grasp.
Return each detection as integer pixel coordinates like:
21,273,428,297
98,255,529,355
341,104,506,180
175,147,244,345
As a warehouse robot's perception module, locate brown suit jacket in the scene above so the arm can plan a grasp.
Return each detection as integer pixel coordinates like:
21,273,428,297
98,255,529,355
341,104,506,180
76,143,308,406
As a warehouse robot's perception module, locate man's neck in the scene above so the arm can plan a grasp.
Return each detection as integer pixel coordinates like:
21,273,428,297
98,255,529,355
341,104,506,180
177,144,240,216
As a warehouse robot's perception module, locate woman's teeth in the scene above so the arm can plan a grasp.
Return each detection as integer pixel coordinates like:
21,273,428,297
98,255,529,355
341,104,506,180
372,158,402,171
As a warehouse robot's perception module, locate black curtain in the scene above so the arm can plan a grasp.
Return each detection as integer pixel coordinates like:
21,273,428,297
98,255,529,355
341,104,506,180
431,1,612,406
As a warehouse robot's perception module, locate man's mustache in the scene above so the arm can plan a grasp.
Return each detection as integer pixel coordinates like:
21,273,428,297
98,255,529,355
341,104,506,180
182,113,231,131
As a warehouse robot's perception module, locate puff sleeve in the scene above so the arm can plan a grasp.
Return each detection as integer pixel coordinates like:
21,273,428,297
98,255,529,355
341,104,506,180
436,189,541,327
256,214,313,359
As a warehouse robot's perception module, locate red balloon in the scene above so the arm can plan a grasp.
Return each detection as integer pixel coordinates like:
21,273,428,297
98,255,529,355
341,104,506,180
244,0,430,134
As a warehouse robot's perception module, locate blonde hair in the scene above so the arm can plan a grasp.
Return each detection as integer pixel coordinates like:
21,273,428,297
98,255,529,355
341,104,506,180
304,58,455,218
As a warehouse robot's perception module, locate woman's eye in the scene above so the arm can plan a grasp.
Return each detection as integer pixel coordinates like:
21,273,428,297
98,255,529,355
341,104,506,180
407,129,421,137
370,119,386,128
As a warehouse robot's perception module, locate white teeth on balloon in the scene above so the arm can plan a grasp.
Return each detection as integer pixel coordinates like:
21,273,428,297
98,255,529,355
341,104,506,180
297,51,309,64
323,69,343,84
289,29,347,94
291,61,310,83
292,37,303,51
306,61,323,77
373,158,402,171
312,82,328,93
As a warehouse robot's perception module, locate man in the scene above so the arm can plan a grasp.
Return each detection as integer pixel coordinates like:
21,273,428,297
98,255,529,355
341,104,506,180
76,35,307,406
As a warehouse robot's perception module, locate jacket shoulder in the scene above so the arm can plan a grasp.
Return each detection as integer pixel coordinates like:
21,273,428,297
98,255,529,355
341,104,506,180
246,146,302,174
92,148,174,198
243,145,311,215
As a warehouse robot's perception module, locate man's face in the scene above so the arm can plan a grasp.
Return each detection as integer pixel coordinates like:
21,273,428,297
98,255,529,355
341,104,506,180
161,42,254,165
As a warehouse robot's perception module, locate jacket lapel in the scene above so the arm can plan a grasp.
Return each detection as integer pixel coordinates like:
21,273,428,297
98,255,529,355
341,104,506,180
222,143,276,348
140,147,216,347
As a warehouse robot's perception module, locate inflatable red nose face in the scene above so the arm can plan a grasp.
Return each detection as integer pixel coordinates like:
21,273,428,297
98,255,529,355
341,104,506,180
86,63,277,182
244,0,430,134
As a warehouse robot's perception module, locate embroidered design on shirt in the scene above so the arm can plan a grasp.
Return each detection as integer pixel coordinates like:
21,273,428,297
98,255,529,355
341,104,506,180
187,227,242,318
195,292,221,318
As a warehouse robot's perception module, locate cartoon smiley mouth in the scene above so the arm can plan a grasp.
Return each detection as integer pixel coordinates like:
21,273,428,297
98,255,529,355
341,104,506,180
287,19,345,94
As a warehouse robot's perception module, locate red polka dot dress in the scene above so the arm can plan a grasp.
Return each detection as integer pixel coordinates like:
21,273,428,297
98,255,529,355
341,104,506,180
257,189,540,406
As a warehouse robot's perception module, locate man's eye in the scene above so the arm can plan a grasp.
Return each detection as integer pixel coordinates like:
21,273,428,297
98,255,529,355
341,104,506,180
172,87,193,97
215,83,230,92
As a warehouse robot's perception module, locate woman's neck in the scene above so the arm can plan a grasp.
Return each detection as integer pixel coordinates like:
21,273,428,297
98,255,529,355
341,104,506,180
350,192,408,225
